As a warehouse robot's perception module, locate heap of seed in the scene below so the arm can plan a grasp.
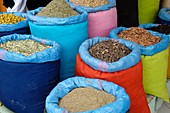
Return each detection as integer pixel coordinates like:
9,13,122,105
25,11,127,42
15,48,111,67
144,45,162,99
88,40,131,62
0,39,52,56
36,0,79,18
0,14,25,24
70,0,108,8
118,27,161,46
59,87,116,112
146,24,170,35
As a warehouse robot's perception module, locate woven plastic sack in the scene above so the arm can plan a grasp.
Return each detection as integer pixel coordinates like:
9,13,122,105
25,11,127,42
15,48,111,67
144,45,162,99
138,0,160,24
0,12,30,36
27,7,88,81
66,0,117,38
139,23,170,78
46,77,130,113
158,8,170,25
0,34,61,113
75,37,150,113
109,27,169,102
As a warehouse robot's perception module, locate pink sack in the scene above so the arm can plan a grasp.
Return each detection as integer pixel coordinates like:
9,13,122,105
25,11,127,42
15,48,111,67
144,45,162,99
88,7,117,38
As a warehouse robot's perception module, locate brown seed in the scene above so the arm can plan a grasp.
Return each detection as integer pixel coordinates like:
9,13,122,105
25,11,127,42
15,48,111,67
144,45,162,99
88,40,131,63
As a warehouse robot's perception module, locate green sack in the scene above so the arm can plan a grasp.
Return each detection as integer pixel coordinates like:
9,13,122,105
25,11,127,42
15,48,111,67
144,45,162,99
138,0,160,24
141,48,169,102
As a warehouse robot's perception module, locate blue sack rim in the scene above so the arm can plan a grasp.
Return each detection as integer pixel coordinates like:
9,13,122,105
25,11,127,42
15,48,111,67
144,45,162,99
0,34,62,63
79,37,141,72
158,8,170,22
109,27,169,56
0,12,28,32
66,0,116,13
46,77,130,113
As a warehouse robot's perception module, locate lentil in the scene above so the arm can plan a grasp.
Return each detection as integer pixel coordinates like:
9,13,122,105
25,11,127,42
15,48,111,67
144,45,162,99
70,0,108,8
59,87,116,112
88,40,131,62
0,39,52,56
0,14,25,24
118,27,161,46
36,0,79,18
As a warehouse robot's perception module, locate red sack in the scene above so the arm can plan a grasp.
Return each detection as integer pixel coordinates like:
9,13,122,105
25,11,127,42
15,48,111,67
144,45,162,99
75,54,150,113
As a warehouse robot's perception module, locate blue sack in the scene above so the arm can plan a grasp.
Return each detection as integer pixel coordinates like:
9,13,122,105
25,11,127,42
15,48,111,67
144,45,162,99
46,77,130,113
0,34,61,113
109,27,169,56
27,7,88,81
0,12,30,36
158,8,170,25
66,0,116,13
139,23,170,43
79,37,141,72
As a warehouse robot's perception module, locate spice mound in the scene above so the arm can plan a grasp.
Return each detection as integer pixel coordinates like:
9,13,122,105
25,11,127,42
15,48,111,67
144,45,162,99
70,0,108,8
36,0,78,18
0,14,25,24
146,24,170,35
0,39,52,56
59,87,116,112
118,27,161,47
88,40,131,62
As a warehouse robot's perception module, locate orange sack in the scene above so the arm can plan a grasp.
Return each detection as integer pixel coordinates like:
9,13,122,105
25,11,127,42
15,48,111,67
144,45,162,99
75,54,150,113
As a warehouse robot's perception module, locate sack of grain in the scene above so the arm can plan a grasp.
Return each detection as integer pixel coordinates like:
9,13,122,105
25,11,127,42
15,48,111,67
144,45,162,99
66,0,117,38
138,0,160,24
139,23,170,79
75,37,150,113
0,12,30,37
27,0,88,81
109,27,169,103
0,34,61,113
46,77,130,113
158,8,170,25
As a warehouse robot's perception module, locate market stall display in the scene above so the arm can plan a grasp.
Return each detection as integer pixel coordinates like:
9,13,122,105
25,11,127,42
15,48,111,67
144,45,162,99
28,0,88,81
139,23,170,78
46,77,130,113
75,37,150,113
0,34,61,113
66,0,117,38
109,27,169,103
0,12,30,37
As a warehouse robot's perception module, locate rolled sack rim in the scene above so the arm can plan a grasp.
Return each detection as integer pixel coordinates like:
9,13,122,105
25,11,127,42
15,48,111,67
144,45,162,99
79,37,141,72
27,6,88,25
46,77,130,113
65,0,116,13
109,27,169,56
0,34,62,63
159,8,170,22
0,12,28,32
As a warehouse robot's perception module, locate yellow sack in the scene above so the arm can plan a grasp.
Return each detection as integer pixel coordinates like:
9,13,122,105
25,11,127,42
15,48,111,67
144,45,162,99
138,0,160,24
141,48,169,102
168,45,170,78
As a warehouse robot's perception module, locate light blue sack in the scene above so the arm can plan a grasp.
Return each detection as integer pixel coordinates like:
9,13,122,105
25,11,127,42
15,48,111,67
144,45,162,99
0,34,61,63
109,27,169,56
79,37,141,72
66,0,116,13
46,77,130,113
27,7,88,80
158,8,170,23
